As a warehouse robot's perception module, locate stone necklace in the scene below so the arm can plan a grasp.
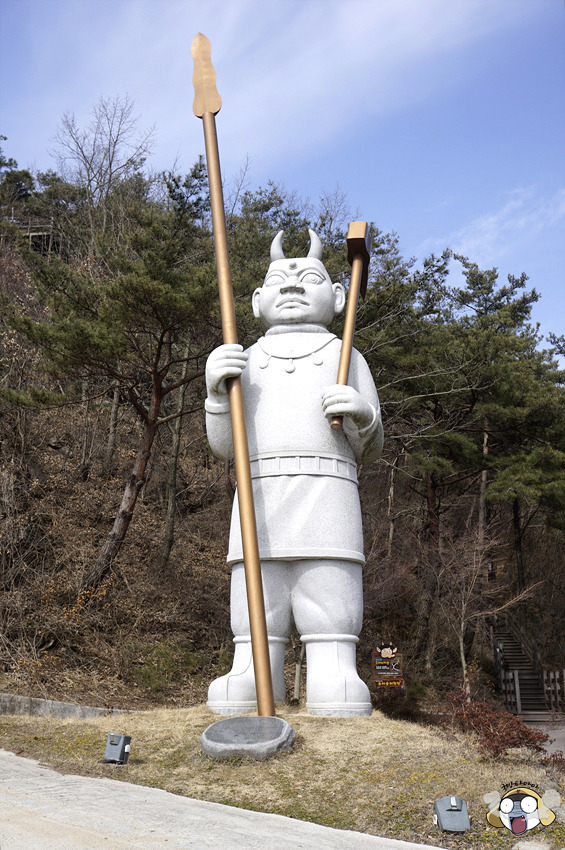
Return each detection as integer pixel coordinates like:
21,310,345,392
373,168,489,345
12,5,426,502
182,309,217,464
257,329,337,374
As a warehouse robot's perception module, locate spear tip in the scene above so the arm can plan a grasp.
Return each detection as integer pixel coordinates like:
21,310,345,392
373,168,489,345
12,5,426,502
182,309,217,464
192,33,222,118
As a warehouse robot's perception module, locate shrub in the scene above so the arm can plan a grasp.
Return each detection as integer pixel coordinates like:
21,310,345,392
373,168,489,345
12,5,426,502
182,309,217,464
445,687,550,757
542,749,565,775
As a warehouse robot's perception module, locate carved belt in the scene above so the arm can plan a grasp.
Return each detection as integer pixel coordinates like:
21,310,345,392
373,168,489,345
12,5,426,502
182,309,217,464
248,452,358,483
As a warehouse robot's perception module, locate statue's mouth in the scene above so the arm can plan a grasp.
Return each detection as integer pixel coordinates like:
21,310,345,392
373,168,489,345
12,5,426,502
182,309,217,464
277,297,308,307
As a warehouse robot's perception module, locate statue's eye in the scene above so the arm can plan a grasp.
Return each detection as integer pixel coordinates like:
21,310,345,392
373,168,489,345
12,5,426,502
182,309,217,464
264,273,286,287
301,272,324,285
521,796,537,814
500,798,513,814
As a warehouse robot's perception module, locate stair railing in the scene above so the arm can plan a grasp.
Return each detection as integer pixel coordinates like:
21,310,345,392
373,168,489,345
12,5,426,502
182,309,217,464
519,621,544,685
544,669,565,713
493,612,565,713
488,620,521,712
497,612,547,706
500,670,521,714
489,621,505,691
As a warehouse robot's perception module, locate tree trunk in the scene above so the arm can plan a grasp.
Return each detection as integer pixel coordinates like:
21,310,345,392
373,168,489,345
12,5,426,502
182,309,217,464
103,383,120,477
426,469,440,547
79,379,90,480
463,620,477,664
459,628,471,699
387,453,400,558
155,342,191,573
512,496,526,629
512,498,525,595
466,418,489,662
414,470,441,666
478,419,489,547
419,569,439,672
80,414,159,591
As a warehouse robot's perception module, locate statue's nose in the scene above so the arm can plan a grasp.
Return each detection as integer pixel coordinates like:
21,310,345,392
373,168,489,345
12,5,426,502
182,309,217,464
280,275,304,292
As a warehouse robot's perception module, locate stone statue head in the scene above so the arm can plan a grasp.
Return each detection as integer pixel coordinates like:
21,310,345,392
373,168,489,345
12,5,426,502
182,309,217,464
252,230,346,329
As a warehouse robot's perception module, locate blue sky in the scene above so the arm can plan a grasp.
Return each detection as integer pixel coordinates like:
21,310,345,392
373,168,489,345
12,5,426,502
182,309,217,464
1,0,564,350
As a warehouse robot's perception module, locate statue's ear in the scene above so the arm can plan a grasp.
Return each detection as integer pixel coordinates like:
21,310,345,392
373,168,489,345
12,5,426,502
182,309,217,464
252,288,262,319
333,282,346,315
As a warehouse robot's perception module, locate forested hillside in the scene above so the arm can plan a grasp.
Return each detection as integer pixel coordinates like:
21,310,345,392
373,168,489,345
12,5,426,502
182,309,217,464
1,102,564,709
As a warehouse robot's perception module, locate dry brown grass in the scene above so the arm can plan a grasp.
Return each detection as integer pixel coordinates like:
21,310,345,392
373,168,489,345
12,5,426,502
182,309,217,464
1,705,563,849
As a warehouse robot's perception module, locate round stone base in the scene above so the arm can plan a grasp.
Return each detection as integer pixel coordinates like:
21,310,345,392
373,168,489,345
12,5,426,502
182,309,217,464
200,716,295,761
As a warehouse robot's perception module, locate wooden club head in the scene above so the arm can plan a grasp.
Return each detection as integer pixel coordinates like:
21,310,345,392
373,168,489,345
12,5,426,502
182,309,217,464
346,221,371,298
192,33,222,118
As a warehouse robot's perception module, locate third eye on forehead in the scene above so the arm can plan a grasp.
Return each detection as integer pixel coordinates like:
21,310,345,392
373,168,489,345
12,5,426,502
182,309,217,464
263,267,326,287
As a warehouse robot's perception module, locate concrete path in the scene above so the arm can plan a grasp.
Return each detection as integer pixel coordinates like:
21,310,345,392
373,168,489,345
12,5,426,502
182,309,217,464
530,722,565,756
0,748,441,850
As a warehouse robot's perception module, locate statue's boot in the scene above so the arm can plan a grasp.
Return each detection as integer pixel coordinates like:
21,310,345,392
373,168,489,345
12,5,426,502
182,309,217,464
207,635,288,715
302,633,372,716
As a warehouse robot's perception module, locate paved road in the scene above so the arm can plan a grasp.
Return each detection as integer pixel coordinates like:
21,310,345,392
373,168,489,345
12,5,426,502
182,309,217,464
0,749,441,850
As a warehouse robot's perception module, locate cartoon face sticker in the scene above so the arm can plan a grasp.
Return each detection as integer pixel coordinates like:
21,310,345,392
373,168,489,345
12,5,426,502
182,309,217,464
485,787,559,835
376,644,397,659
499,792,539,834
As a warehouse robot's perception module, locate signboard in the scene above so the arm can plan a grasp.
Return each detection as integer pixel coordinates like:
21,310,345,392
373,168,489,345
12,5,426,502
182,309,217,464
372,645,404,690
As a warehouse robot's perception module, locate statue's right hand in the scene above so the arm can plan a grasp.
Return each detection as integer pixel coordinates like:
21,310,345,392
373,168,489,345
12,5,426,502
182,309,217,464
206,344,249,399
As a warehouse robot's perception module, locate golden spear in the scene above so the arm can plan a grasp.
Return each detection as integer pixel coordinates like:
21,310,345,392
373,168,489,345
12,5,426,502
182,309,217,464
191,33,275,717
331,221,372,430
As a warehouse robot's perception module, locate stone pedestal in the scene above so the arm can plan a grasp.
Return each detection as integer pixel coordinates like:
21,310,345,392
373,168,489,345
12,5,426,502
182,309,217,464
200,716,295,760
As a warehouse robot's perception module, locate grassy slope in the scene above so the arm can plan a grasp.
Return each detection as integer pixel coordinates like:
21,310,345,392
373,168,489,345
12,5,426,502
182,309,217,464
1,705,563,849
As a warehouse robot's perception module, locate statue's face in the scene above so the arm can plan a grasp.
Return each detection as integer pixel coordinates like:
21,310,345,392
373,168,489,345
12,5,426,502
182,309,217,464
252,258,345,328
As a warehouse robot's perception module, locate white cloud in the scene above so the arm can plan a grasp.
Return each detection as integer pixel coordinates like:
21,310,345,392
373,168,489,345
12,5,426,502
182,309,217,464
420,187,565,268
190,0,539,170
415,186,565,345
2,0,545,176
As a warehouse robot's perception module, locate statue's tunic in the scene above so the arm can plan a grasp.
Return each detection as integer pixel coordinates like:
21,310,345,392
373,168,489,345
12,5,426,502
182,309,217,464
205,328,383,565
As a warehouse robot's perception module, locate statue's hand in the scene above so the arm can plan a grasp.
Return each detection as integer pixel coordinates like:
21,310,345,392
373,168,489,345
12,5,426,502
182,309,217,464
206,344,249,400
321,385,374,430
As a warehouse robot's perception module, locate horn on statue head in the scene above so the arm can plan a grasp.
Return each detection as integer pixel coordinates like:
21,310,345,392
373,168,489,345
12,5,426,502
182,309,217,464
307,229,323,261
270,231,285,261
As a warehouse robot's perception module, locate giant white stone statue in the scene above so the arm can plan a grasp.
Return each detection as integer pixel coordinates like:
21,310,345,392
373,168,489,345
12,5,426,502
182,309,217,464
205,229,383,716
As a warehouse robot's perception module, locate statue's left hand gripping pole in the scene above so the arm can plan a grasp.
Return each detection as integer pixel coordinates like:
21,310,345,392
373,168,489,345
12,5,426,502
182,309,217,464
191,33,276,717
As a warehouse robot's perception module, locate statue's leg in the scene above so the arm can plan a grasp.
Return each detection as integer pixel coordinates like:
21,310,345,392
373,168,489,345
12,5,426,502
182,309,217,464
207,561,291,715
292,559,372,717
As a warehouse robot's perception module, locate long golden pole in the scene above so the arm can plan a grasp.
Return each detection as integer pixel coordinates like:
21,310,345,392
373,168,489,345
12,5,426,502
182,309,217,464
331,221,372,431
192,33,275,716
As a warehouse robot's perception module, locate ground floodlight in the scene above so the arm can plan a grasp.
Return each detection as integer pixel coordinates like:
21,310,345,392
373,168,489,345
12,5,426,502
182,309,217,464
104,733,131,764
434,795,470,832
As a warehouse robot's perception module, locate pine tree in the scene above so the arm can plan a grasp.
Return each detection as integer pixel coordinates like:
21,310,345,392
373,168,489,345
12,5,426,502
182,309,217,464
4,164,217,589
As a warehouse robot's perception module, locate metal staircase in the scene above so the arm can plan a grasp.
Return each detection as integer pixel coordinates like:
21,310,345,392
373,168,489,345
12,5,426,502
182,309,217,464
490,613,563,722
491,627,547,720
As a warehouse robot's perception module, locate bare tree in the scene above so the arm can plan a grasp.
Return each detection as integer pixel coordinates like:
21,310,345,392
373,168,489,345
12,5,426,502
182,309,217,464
436,530,539,696
51,95,156,255
52,95,155,206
